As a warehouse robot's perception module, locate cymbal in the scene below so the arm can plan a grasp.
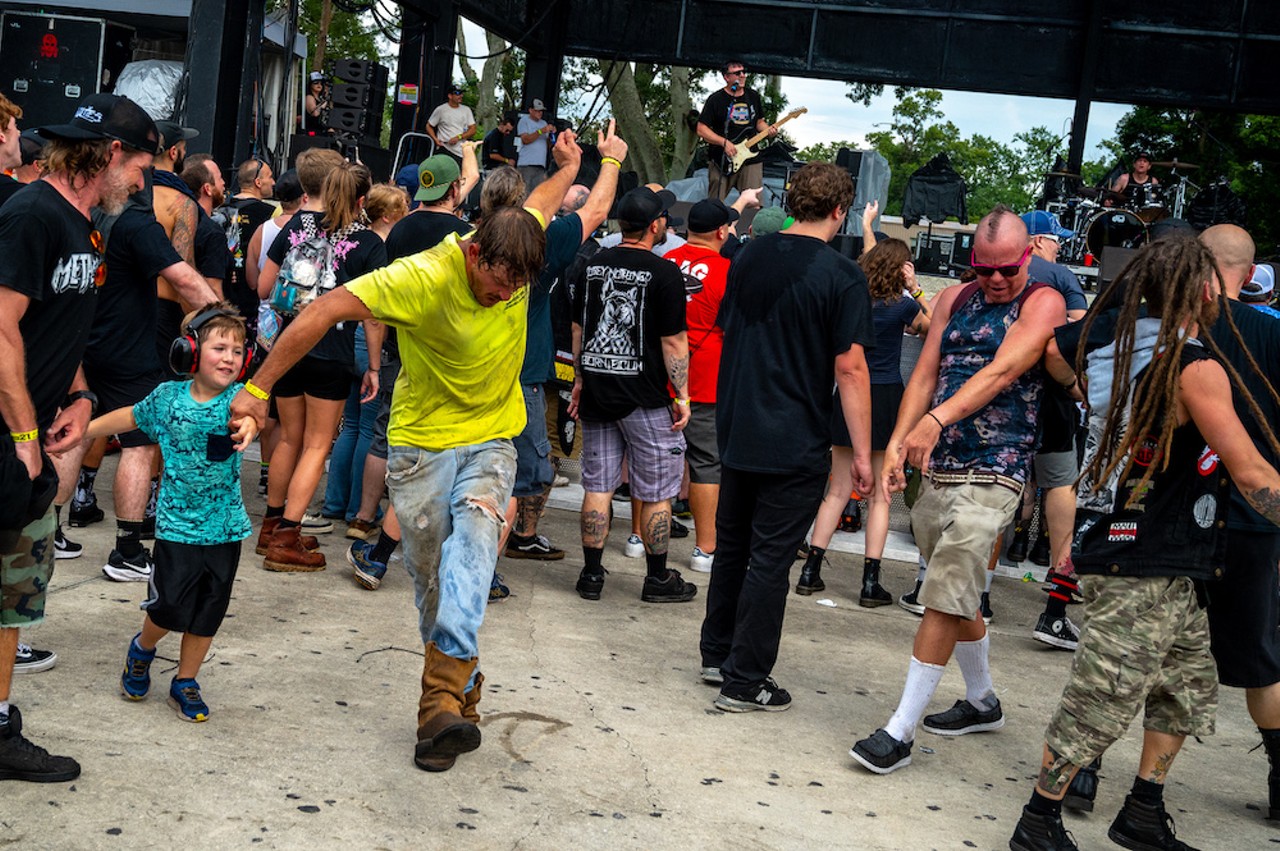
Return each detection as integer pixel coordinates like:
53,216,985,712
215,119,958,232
1076,187,1101,199
1044,170,1080,178
1152,159,1199,169
1102,190,1128,205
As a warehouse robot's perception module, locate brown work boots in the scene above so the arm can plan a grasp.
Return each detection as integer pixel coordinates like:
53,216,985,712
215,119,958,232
260,519,326,572
414,642,483,772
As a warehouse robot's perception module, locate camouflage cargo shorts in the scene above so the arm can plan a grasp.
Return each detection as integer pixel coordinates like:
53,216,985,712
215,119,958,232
0,507,55,627
1046,575,1217,767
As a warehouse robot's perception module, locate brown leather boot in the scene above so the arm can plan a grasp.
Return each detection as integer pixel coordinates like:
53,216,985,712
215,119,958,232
262,525,326,572
414,642,480,772
461,672,485,725
256,517,319,556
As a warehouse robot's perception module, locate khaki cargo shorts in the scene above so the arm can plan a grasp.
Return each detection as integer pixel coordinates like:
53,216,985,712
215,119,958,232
914,478,1021,618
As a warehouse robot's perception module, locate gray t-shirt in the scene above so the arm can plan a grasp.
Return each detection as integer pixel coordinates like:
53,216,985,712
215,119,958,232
516,114,549,167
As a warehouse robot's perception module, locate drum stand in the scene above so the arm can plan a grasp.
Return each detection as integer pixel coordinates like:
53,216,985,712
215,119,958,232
1167,169,1199,221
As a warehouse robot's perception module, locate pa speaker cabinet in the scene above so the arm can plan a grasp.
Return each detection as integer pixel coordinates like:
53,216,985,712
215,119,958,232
288,133,339,169
0,12,105,131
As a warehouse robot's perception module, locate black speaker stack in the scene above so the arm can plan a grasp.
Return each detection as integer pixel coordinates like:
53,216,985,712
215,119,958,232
325,59,389,146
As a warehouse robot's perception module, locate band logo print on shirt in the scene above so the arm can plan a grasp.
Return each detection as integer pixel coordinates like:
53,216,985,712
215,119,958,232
50,252,101,295
580,265,652,375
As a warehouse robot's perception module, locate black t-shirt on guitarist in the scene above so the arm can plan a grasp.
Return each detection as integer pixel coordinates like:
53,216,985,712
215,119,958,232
699,87,764,165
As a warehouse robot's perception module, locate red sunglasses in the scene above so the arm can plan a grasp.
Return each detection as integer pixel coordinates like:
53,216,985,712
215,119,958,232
972,246,1031,278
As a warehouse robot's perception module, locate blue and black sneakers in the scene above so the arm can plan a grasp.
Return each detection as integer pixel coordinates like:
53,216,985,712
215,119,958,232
169,678,209,723
347,539,387,591
120,633,155,700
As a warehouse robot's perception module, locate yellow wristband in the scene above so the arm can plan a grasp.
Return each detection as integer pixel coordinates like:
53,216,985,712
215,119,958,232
601,156,622,169
10,429,38,443
911,289,924,300
244,381,270,401
674,398,690,406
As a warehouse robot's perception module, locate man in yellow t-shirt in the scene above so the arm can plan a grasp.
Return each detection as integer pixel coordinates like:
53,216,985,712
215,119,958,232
229,133,583,773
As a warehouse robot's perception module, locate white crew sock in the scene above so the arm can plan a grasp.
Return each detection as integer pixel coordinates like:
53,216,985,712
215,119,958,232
984,568,995,593
954,634,996,709
884,656,945,743
0,700,9,724
916,554,928,583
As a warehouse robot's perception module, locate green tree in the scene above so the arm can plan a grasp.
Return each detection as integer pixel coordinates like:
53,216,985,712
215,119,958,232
271,0,379,72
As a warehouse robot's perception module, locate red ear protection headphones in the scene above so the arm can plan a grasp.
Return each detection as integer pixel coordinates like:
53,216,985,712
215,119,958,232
168,306,253,381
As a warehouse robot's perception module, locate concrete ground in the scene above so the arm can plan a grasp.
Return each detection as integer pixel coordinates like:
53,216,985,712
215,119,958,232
3,454,1274,850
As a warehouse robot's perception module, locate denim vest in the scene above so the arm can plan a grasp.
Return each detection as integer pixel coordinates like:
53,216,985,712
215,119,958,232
1073,346,1227,581
930,282,1047,483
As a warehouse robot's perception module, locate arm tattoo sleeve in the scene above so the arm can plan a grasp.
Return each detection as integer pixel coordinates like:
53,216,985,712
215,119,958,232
1246,486,1280,528
665,352,689,397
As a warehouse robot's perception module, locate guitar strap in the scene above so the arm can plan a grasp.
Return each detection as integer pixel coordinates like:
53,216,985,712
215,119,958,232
721,93,735,175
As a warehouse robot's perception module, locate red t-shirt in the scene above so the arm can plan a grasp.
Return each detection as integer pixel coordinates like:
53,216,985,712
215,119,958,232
664,242,730,403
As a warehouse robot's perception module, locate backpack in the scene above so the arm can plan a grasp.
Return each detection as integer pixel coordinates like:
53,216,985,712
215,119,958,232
268,216,365,316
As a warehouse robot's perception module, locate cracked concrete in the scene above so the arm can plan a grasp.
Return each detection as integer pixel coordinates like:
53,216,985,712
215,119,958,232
0,456,1274,849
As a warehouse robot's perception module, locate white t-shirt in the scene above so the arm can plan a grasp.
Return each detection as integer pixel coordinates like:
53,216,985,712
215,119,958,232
428,103,475,157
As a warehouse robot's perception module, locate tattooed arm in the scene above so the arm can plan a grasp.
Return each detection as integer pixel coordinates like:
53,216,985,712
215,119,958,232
661,331,689,431
1181,357,1280,526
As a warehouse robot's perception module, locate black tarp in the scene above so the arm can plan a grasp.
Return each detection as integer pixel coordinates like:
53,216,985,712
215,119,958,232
902,154,968,227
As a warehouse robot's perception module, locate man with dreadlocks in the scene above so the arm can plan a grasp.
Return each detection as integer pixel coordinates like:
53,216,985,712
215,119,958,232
850,206,1066,774
1009,236,1280,851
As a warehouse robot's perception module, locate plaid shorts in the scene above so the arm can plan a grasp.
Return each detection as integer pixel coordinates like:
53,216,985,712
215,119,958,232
0,508,55,627
581,407,685,502
1046,574,1217,767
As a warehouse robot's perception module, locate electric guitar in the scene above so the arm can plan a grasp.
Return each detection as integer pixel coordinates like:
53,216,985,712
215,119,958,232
723,107,807,175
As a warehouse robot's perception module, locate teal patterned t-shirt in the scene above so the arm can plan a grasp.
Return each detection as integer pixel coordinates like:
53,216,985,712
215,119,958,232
132,381,252,545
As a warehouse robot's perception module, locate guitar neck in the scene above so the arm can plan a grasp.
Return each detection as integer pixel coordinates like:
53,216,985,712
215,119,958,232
741,111,803,150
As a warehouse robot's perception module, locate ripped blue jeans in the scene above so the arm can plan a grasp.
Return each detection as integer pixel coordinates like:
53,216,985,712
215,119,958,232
385,440,517,660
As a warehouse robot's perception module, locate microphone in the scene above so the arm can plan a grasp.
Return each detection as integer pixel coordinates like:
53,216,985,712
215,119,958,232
730,82,739,92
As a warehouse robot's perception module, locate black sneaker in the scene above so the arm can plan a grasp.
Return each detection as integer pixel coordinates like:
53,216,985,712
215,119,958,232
53,528,82,560
13,644,56,674
899,581,926,615
0,707,81,782
1029,533,1051,567
670,518,690,539
1009,804,1079,851
612,483,631,501
101,548,154,582
1033,612,1080,651
714,678,791,712
699,666,723,685
850,728,912,774
981,591,994,625
67,500,103,527
505,532,565,561
576,568,605,601
641,569,697,603
922,697,1005,736
672,498,693,519
1108,793,1197,851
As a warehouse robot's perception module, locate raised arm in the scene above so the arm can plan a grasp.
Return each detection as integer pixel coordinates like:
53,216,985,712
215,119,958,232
574,120,627,240
523,131,582,227
458,140,481,204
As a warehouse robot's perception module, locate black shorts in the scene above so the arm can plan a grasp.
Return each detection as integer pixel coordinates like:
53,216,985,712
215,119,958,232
1208,530,1280,688
156,298,184,370
273,354,354,401
143,539,241,637
831,382,903,452
83,365,164,448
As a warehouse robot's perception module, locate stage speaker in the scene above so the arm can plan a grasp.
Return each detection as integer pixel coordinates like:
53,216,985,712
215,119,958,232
832,233,863,260
287,133,339,169
332,83,372,109
333,59,376,85
916,241,949,274
356,144,391,183
326,106,365,136
951,233,974,268
1099,247,1139,286
0,12,105,131
836,148,863,175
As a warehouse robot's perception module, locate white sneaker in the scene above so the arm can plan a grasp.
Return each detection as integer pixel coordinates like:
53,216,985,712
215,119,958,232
102,548,154,582
553,474,569,488
300,512,335,534
690,547,714,573
623,534,645,558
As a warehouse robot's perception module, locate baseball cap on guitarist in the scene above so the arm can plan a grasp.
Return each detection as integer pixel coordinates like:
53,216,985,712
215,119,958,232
37,93,161,155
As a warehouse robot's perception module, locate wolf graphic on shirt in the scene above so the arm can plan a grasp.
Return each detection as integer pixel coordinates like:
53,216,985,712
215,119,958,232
581,264,651,375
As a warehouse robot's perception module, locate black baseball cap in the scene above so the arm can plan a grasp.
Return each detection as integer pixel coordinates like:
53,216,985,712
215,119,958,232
155,120,199,149
616,187,678,230
687,198,740,233
273,168,303,204
37,93,160,154
18,129,45,166
447,83,464,95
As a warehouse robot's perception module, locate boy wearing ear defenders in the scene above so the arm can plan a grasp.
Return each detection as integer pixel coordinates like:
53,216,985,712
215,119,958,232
85,303,256,722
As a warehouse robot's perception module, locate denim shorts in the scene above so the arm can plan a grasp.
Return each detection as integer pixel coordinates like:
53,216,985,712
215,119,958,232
581,407,685,502
512,383,554,498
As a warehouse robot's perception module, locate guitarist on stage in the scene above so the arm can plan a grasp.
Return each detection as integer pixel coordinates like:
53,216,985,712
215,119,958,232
697,61,777,201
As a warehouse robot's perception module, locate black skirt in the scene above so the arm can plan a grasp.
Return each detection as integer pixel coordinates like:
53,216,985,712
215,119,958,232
831,382,904,451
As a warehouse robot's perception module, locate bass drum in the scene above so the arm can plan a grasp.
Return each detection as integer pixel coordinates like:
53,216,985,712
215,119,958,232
1086,209,1148,258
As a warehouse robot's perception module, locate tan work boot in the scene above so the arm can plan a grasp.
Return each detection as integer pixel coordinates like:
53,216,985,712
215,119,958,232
256,517,319,556
262,525,326,572
461,672,485,725
414,642,480,772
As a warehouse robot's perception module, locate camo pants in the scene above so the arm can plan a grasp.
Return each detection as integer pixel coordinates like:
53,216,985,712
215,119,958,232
0,508,55,627
1045,574,1217,767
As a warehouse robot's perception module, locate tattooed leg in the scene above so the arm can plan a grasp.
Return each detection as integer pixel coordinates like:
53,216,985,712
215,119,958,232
1138,730,1185,785
1036,744,1082,800
580,492,613,548
640,501,671,556
514,489,549,537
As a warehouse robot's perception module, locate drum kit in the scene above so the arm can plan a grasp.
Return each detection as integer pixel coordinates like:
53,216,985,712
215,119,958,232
1042,159,1201,265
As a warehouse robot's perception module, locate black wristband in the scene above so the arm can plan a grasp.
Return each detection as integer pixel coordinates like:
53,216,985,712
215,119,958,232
64,390,98,417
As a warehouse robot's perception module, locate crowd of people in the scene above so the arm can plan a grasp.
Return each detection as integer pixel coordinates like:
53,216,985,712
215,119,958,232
3,68,1280,851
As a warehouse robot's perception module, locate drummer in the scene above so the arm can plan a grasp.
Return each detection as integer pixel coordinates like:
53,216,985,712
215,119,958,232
1110,150,1160,206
